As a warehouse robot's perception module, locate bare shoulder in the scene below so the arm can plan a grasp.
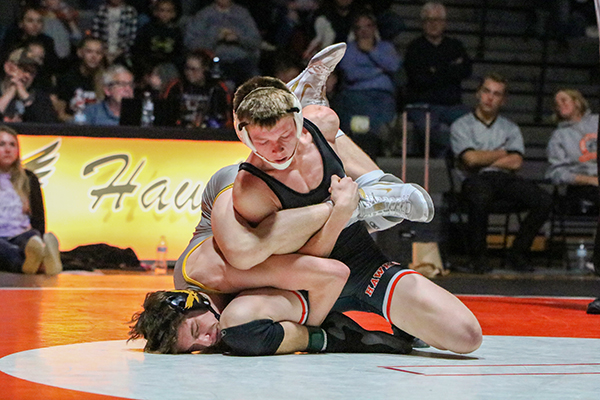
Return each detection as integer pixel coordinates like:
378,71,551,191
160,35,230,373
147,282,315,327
302,105,339,143
232,168,281,226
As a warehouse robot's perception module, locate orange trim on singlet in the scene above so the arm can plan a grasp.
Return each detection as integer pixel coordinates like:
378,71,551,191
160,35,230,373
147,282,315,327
181,237,224,294
291,290,308,325
384,270,421,322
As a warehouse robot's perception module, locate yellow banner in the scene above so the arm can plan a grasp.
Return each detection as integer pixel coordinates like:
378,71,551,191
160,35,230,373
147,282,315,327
19,135,250,261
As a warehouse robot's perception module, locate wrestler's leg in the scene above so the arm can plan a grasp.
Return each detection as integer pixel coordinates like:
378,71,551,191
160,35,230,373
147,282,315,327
220,288,412,355
388,273,482,354
219,288,310,354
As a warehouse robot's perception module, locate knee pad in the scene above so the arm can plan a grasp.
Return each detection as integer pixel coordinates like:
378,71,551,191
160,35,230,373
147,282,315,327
221,319,284,356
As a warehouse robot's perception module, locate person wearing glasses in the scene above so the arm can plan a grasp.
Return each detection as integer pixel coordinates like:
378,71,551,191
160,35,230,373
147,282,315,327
403,1,472,158
82,64,134,125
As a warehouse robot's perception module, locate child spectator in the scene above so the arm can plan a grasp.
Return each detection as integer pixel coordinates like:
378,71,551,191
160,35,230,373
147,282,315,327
132,0,184,77
92,0,138,66
163,50,231,128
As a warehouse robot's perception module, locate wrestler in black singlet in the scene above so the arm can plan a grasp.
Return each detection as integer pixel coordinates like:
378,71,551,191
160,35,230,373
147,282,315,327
239,119,417,320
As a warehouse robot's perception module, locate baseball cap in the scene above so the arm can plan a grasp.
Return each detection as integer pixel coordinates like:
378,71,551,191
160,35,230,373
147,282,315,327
7,48,40,73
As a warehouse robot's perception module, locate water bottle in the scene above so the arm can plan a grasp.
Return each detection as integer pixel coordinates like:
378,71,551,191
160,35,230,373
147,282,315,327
72,89,87,124
575,240,588,271
153,236,168,275
141,92,154,127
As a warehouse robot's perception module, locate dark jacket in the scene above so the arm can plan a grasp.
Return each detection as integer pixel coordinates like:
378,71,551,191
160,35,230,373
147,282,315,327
26,169,45,234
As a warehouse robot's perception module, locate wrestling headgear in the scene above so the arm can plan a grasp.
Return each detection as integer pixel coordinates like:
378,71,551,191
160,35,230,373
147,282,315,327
234,87,303,170
165,289,220,320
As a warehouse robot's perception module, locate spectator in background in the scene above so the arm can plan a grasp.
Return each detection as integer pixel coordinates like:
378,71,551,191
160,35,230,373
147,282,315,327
450,73,552,274
303,0,359,61
132,0,184,78
546,89,598,211
334,11,400,158
546,89,600,316
22,39,55,92
82,64,134,125
404,1,471,158
137,61,180,99
54,37,106,122
258,0,320,59
163,50,231,128
40,0,83,61
184,0,262,88
0,125,62,275
0,6,61,80
0,47,59,123
92,0,138,66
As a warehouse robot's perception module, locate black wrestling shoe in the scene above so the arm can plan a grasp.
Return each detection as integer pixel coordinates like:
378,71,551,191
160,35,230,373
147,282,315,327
322,312,412,354
391,325,430,349
587,298,600,315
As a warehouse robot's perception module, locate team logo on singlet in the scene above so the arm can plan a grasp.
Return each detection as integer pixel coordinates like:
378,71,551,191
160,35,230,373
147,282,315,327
364,261,399,297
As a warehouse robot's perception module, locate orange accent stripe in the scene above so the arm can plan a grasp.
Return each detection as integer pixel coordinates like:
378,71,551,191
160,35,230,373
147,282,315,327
291,290,308,325
385,270,420,321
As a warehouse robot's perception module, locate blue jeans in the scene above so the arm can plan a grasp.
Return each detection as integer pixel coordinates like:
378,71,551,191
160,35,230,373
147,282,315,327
0,229,41,273
407,103,469,158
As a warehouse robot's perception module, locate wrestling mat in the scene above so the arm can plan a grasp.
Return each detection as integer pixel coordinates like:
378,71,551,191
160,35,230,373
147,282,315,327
0,275,598,400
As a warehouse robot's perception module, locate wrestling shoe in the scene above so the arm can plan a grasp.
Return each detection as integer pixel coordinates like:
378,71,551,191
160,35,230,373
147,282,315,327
42,232,63,275
322,312,412,354
286,42,346,107
391,325,430,349
22,235,44,274
587,298,600,315
356,181,434,224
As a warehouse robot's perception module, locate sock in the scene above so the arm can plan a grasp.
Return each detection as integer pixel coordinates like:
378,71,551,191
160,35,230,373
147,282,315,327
355,170,385,188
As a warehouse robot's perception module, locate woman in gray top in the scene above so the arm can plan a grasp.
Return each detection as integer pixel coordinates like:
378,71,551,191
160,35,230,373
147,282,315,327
546,89,599,212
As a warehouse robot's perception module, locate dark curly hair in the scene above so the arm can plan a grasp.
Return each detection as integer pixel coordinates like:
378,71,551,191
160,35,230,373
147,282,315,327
128,291,187,354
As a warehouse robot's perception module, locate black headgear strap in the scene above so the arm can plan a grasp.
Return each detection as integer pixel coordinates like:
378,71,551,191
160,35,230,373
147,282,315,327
165,289,220,320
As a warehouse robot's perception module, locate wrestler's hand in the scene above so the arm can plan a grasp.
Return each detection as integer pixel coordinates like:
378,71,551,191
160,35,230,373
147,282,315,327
329,175,359,219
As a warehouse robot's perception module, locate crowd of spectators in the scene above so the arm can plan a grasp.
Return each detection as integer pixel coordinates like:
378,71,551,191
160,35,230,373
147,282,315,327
0,2,598,289
0,0,411,130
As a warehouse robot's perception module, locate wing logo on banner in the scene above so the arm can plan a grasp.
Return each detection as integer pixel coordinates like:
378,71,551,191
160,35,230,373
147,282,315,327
22,139,61,187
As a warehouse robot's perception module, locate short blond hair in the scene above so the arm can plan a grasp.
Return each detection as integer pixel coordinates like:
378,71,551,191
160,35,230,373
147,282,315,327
553,89,589,122
235,85,297,130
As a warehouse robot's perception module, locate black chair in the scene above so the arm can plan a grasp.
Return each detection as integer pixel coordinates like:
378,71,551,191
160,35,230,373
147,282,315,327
443,152,527,265
547,185,598,269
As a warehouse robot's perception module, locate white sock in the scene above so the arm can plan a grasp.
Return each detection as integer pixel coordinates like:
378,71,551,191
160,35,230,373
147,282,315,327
355,169,385,188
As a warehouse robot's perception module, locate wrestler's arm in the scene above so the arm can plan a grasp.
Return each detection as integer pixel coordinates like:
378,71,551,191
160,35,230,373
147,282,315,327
212,188,333,270
220,253,349,326
296,175,358,257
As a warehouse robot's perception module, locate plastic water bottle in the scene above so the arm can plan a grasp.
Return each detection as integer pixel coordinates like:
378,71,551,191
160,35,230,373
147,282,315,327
153,236,168,275
72,89,87,124
141,92,154,127
575,240,588,271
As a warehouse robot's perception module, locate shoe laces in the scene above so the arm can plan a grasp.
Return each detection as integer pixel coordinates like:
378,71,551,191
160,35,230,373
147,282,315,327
364,193,412,216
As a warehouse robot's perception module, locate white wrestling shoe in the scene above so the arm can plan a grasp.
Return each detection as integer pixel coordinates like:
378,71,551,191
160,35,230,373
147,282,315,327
351,172,434,228
286,43,347,107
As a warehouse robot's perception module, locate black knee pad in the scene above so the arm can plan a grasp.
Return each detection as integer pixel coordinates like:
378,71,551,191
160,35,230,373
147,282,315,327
221,319,285,356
